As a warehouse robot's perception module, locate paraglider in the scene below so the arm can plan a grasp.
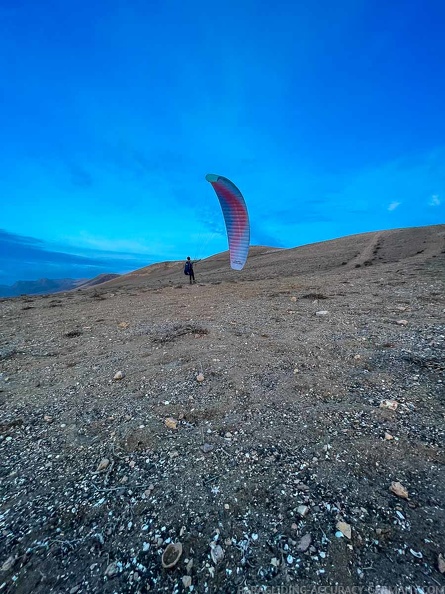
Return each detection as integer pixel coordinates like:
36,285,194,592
205,174,250,270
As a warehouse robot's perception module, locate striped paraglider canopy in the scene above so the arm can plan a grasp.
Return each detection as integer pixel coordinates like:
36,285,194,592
205,174,250,270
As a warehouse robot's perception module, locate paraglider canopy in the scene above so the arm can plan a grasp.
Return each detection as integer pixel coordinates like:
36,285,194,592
205,174,250,270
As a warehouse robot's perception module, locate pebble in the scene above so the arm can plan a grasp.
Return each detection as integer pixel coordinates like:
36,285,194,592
297,505,310,517
438,553,445,574
396,319,408,326
161,542,183,569
182,576,192,588
104,561,119,577
296,483,310,492
1,556,16,571
113,371,125,380
380,400,398,410
95,458,110,472
69,587,80,594
210,544,224,564
315,310,329,316
196,373,205,382
297,534,312,552
390,481,409,499
165,417,178,430
201,443,214,453
336,521,352,540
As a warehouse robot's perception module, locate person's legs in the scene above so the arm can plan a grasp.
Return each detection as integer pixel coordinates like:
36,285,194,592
189,270,194,284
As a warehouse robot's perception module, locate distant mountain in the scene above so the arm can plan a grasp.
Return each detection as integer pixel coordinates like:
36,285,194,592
76,274,121,289
0,277,92,298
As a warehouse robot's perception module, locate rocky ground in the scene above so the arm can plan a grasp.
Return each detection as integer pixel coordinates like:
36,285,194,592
1,225,444,593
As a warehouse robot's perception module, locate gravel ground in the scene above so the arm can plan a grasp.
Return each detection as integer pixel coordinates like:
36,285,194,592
1,225,444,593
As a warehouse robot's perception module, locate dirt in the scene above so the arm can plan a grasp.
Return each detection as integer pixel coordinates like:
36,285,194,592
1,225,445,593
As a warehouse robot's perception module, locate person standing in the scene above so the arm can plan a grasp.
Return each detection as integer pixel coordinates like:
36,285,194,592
184,256,200,284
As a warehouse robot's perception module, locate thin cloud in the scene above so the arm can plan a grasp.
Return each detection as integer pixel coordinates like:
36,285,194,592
0,229,44,246
0,229,153,285
388,201,401,211
429,194,441,207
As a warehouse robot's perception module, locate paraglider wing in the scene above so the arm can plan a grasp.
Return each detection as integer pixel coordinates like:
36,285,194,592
205,174,250,270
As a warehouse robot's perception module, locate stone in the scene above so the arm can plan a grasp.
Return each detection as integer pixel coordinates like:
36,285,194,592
210,544,224,564
297,534,312,552
161,542,183,569
390,481,408,499
95,458,110,472
380,400,398,410
182,575,192,588
336,521,352,540
104,561,119,577
1,555,16,571
165,417,178,430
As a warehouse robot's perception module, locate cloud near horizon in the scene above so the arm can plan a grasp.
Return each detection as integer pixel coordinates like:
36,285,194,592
0,229,153,286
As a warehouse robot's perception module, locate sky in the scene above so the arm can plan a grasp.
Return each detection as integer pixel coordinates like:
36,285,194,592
1,0,444,285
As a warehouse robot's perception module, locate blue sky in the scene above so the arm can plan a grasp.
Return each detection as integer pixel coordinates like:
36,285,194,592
1,0,444,285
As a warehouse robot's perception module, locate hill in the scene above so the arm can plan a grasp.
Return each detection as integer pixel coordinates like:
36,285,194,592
76,273,121,289
0,224,444,593
0,277,89,298
0,274,122,298
96,224,445,290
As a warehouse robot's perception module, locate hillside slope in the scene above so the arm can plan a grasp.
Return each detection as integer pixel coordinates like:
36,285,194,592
0,224,444,593
96,224,445,291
